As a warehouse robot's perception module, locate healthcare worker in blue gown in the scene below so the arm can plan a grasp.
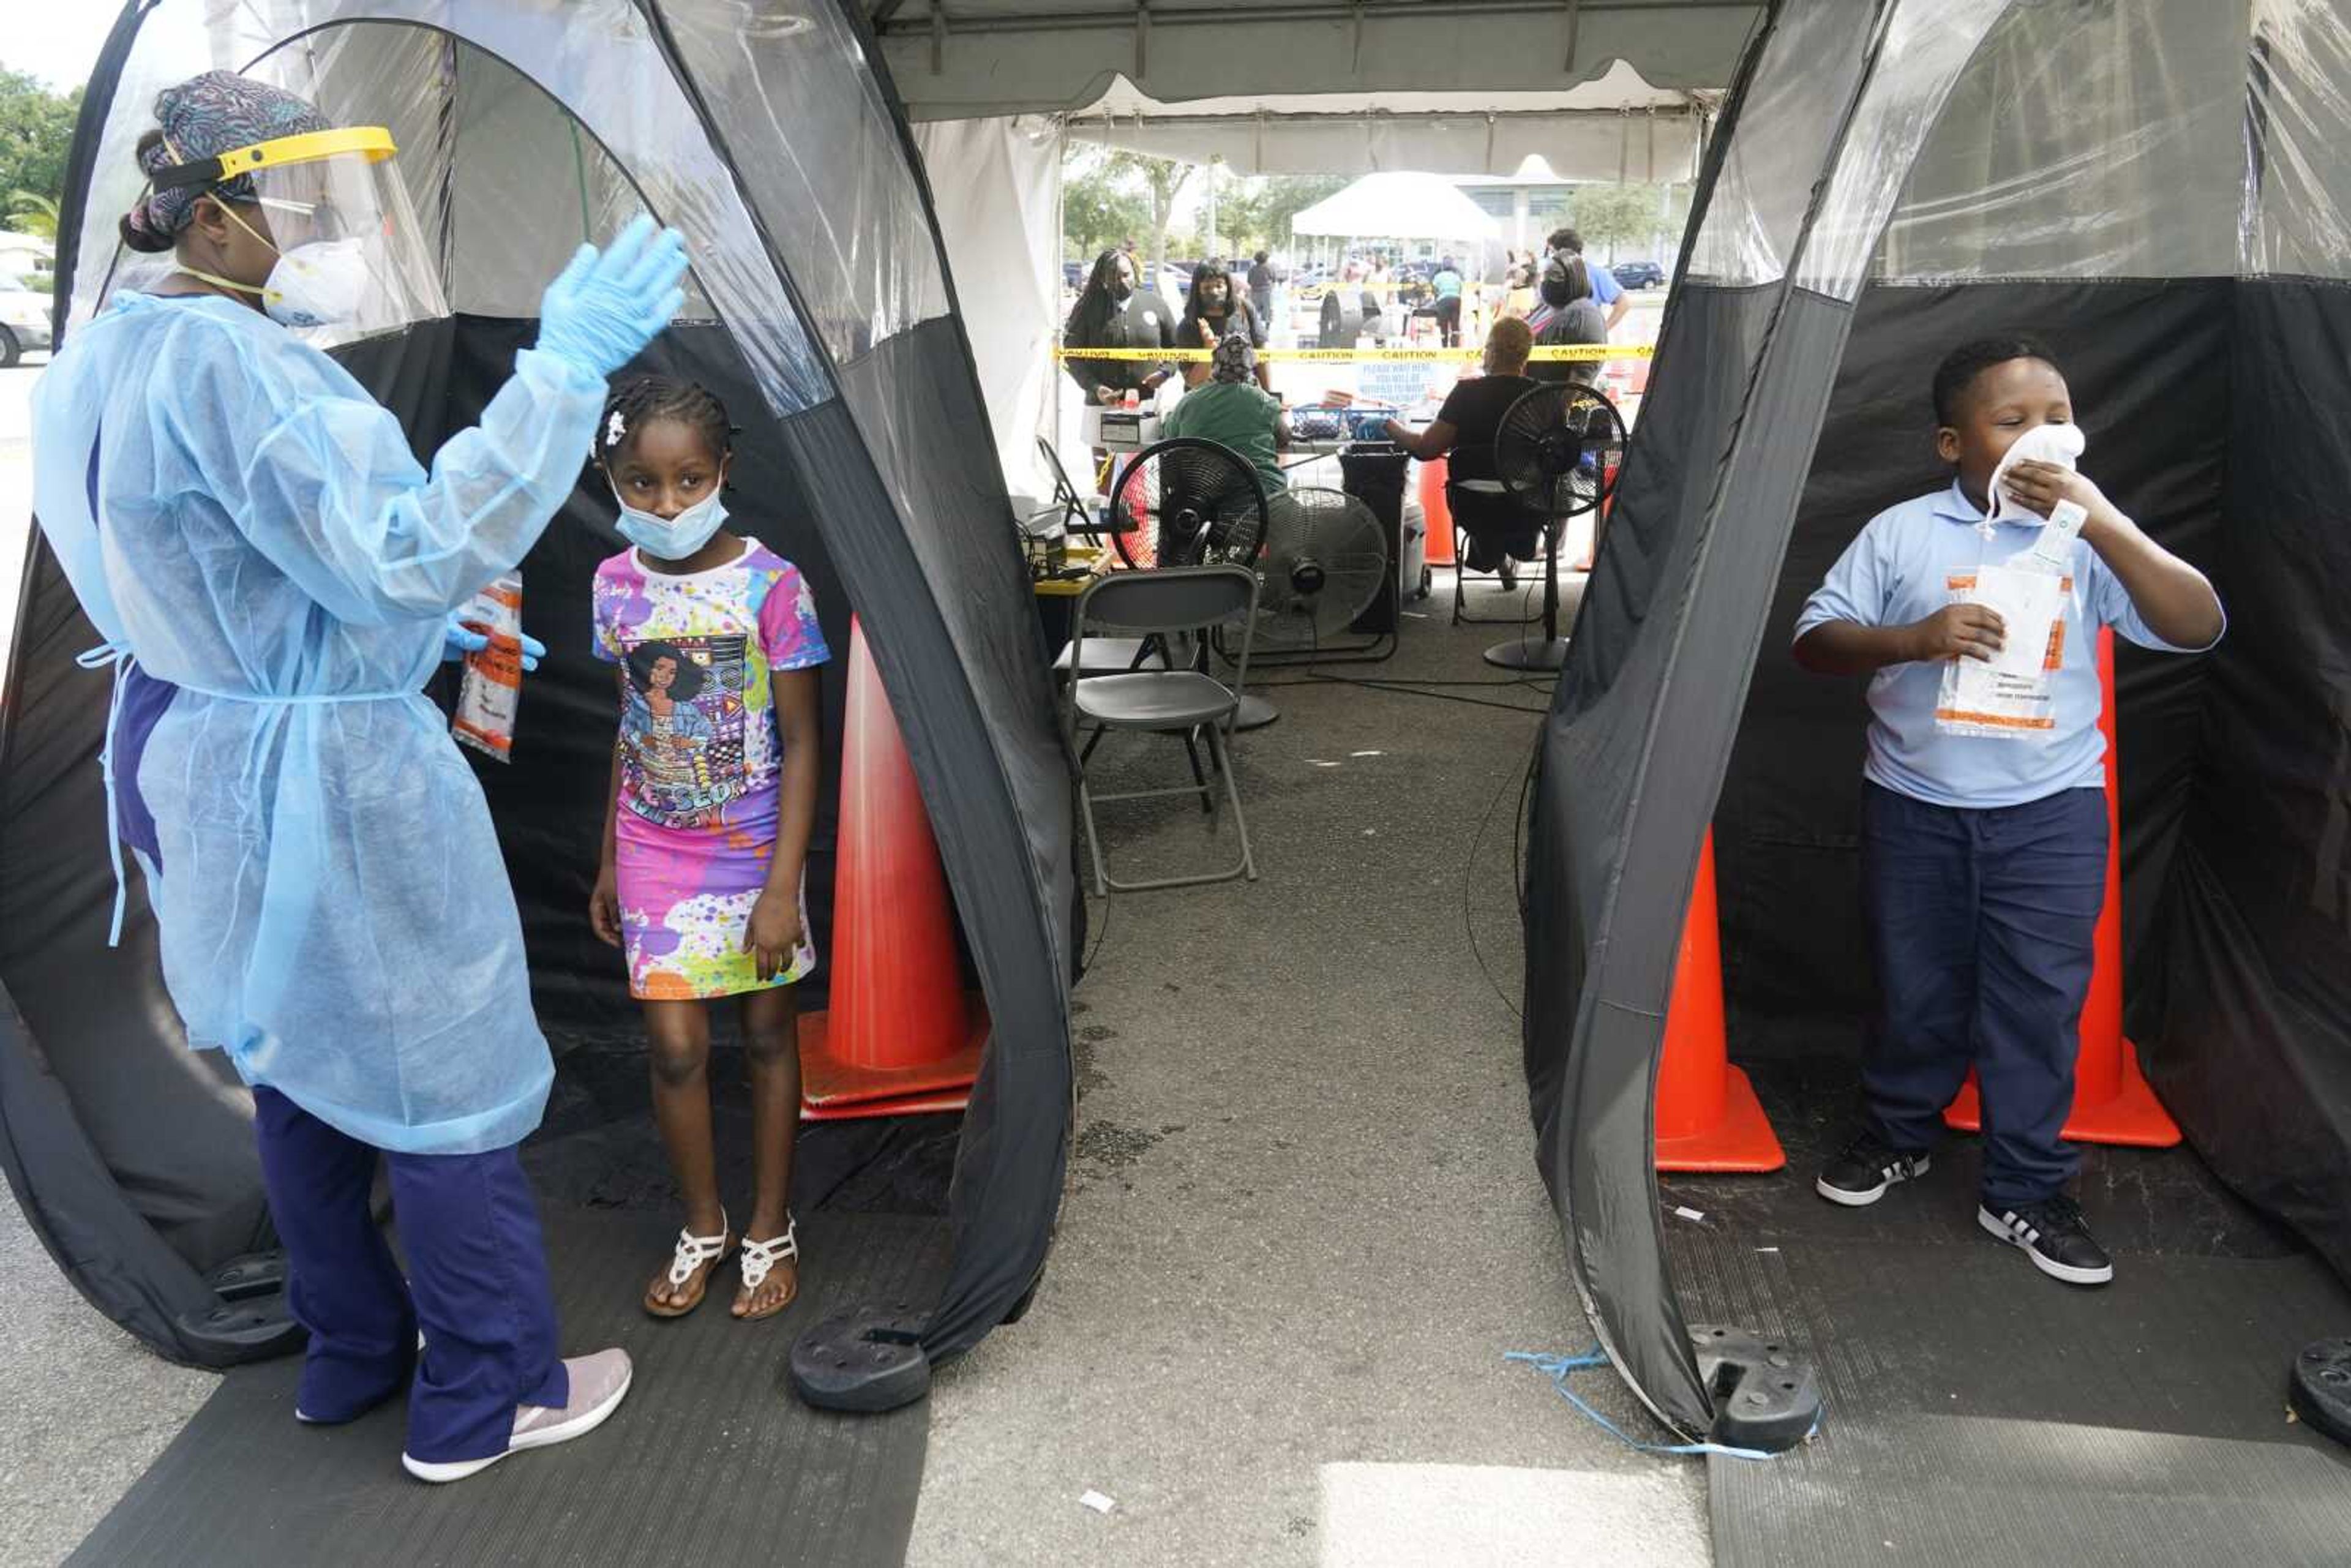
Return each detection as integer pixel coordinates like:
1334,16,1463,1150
31,71,690,1484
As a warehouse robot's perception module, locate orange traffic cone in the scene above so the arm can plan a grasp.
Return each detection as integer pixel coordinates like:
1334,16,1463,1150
798,619,989,1119
1943,628,2180,1145
1419,454,1455,566
1655,830,1785,1171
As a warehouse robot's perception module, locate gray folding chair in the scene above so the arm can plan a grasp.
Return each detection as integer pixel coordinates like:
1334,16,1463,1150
1067,566,1261,896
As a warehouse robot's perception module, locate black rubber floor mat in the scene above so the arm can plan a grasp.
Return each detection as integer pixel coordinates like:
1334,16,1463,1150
69,1208,947,1567
1677,1230,2351,1568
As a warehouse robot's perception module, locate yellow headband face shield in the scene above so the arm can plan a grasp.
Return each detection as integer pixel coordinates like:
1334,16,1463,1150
157,124,445,342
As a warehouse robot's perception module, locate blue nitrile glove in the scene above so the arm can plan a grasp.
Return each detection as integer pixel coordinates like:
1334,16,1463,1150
534,214,691,380
443,614,547,672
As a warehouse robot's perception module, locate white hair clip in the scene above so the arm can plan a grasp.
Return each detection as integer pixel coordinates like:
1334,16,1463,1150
604,410,628,448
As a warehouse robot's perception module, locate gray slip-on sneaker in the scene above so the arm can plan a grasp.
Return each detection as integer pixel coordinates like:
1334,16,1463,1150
400,1348,633,1484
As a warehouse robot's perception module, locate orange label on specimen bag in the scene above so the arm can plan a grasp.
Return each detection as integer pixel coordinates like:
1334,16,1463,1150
452,576,524,762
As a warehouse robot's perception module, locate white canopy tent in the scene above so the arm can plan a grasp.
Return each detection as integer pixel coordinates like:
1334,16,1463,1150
893,1,1752,492
1291,171,1503,242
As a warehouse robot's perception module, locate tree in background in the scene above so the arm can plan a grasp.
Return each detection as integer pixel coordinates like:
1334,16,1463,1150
1062,158,1150,264
1569,181,1685,264
7,192,59,240
0,72,81,231
1062,146,1196,302
1218,173,1350,261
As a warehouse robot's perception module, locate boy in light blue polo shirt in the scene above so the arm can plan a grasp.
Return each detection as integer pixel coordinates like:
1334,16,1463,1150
1793,336,2224,1288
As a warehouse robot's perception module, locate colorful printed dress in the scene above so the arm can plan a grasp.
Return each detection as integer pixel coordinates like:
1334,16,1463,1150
592,539,830,999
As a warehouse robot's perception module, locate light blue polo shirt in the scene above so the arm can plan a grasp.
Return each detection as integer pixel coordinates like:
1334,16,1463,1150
1794,480,2222,811
1587,263,1622,306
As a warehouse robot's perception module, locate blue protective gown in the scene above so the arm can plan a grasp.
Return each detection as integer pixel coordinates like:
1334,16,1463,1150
31,291,604,1155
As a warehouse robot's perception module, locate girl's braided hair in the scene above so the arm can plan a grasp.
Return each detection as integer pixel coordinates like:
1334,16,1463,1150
597,375,735,466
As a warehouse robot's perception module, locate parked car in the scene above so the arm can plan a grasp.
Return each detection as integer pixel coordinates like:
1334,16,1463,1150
0,267,53,367
1612,260,1665,290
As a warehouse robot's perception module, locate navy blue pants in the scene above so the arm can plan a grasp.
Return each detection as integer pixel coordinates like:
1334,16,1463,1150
252,1087,568,1463
1860,782,2107,1207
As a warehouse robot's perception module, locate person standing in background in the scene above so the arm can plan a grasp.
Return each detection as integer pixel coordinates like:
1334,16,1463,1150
1064,249,1177,409
1248,249,1280,334
1547,226,1633,335
1430,255,1466,348
1526,255,1608,388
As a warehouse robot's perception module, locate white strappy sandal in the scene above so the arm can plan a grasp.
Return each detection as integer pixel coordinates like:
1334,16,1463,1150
645,1211,733,1318
734,1215,800,1321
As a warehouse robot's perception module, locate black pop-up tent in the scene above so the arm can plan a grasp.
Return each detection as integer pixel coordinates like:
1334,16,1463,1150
0,0,1073,1406
1529,0,2351,1442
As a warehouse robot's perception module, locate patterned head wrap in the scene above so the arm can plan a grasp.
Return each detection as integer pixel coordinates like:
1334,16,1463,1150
122,72,333,249
1211,328,1255,385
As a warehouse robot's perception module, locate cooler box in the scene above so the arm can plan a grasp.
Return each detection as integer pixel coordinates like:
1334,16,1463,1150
1080,405,1162,453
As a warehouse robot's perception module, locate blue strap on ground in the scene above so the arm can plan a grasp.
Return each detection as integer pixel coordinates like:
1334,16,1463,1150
1506,1348,1780,1461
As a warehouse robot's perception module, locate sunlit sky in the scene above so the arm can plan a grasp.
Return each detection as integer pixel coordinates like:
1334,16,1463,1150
3,12,116,91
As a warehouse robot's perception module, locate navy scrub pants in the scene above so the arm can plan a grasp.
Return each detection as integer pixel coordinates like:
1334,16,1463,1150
1859,781,2108,1207
252,1087,568,1463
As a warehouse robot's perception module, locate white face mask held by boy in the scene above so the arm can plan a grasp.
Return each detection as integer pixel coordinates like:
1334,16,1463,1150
1985,420,2089,538
1941,422,2093,733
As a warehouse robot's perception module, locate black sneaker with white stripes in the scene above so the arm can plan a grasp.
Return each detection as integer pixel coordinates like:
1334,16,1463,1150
1814,1130,1930,1207
1978,1195,2114,1286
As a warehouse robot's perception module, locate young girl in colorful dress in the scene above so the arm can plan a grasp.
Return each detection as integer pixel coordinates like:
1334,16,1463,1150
586,375,829,1321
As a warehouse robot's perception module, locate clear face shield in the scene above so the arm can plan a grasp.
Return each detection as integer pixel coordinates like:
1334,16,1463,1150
152,126,446,342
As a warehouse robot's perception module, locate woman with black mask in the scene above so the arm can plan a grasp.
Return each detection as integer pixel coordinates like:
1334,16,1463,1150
1526,255,1608,389
1179,260,1272,392
1063,249,1178,408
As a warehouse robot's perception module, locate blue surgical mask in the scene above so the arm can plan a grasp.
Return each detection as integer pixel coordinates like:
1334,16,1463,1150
612,484,729,558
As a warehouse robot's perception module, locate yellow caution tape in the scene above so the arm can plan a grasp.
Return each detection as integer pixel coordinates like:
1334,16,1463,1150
1054,344,1652,364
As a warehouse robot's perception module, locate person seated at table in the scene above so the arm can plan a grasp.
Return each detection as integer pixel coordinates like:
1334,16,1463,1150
1163,328,1288,503
1526,255,1608,389
1383,317,1540,575
1180,260,1272,392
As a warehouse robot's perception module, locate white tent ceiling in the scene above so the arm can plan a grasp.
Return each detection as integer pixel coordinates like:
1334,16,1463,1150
870,1,1763,122
1062,61,1712,178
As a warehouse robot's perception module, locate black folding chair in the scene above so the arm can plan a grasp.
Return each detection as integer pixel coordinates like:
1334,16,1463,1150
1446,446,1542,627
1066,566,1261,896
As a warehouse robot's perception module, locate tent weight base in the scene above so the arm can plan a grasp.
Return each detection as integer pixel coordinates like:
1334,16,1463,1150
176,1291,303,1362
2290,1339,2351,1447
206,1250,289,1302
1483,637,1569,672
791,1302,931,1413
1233,694,1279,731
1691,1324,1821,1454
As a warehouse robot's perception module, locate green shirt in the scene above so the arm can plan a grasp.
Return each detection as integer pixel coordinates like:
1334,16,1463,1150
1162,381,1288,501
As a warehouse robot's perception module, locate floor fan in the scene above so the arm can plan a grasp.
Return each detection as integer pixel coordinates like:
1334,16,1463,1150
1108,437,1270,571
1217,486,1390,731
1486,382,1627,672
1108,437,1279,727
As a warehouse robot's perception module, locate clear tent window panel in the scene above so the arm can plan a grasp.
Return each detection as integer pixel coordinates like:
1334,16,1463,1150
70,1,834,415
1791,2,2011,301
658,0,951,363
2246,0,2351,280
1684,0,1876,287
1872,0,2245,283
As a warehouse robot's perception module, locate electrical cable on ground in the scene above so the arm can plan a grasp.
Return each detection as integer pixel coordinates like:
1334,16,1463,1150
1463,725,1545,1021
